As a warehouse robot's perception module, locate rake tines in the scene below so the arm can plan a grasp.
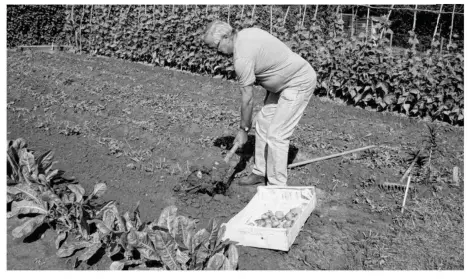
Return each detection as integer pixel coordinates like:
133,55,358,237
378,182,415,192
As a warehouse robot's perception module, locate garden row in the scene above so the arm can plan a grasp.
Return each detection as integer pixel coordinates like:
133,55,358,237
8,5,464,125
7,138,239,270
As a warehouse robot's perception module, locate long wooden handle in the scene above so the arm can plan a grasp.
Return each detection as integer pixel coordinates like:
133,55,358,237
224,142,240,163
399,149,422,183
287,145,376,169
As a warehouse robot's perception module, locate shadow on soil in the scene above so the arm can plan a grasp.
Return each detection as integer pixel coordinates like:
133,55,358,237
214,135,299,186
21,218,50,243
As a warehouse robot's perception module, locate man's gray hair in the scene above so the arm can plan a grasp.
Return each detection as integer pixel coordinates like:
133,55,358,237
203,20,234,48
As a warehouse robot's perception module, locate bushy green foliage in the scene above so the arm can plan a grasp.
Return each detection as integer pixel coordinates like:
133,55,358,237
7,5,464,125
7,5,68,48
287,15,464,125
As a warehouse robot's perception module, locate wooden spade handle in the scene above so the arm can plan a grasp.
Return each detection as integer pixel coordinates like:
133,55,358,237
224,142,240,163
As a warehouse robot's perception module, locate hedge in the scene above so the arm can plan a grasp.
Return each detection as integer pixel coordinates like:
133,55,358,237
7,5,464,125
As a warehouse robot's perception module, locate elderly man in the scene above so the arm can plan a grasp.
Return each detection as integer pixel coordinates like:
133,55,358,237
203,20,317,187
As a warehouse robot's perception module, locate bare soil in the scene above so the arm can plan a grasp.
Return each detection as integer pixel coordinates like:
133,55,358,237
6,50,464,270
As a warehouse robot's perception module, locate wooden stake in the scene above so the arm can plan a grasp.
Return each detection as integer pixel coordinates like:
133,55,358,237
228,4,230,24
301,5,307,27
440,37,444,54
89,5,94,50
453,166,459,186
350,6,355,37
241,5,244,20
71,5,78,49
270,5,273,33
432,4,444,45
79,5,85,54
448,4,456,48
365,5,370,39
283,6,290,26
412,5,418,32
252,5,256,19
401,175,412,214
313,5,318,21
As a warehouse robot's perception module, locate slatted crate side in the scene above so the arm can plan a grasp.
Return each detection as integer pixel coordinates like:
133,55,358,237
222,186,317,251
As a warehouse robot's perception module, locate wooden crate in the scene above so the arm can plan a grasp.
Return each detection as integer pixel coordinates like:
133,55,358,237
222,186,317,251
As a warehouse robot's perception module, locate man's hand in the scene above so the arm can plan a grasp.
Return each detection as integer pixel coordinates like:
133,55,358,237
234,129,248,147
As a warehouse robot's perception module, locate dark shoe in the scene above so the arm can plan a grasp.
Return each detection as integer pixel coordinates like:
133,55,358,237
239,173,265,186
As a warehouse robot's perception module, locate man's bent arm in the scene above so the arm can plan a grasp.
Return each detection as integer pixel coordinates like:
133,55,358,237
239,85,254,130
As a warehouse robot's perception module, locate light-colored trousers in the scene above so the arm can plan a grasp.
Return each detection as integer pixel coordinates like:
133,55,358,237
252,67,317,186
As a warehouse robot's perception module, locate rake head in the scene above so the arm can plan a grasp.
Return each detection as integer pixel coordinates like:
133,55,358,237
378,181,416,192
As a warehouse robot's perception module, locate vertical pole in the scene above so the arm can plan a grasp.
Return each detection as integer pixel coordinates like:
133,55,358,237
412,5,418,32
79,5,85,54
432,4,444,45
440,37,444,54
89,5,94,50
283,6,290,26
252,5,256,20
313,5,318,21
270,5,273,33
365,5,370,39
72,5,78,49
228,5,230,24
241,5,245,20
448,4,456,48
301,5,307,28
350,6,356,37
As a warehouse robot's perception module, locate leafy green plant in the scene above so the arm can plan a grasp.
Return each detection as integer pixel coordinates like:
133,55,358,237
6,138,239,269
7,5,68,48
8,182,109,241
104,205,239,270
7,138,66,189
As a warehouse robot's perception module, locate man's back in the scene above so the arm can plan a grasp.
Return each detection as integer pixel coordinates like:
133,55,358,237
233,28,309,93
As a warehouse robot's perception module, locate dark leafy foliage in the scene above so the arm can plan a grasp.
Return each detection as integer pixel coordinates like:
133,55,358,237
7,5,68,48
7,5,464,125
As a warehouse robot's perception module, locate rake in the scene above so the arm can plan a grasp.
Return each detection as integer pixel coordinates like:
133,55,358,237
378,149,422,192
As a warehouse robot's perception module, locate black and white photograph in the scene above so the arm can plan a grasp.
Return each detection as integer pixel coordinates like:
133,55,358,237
4,1,466,273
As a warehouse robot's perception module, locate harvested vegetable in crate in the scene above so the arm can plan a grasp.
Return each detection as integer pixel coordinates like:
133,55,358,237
247,207,303,228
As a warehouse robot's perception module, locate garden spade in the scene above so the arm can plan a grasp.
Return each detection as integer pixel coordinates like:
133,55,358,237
183,142,240,194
